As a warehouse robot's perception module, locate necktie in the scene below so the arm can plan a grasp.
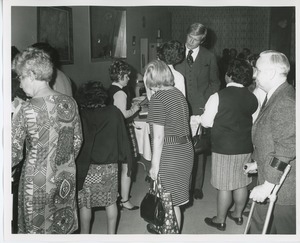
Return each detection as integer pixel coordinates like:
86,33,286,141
187,49,194,67
260,95,268,110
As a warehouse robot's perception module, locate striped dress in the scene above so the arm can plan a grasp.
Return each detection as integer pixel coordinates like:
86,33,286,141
147,88,194,206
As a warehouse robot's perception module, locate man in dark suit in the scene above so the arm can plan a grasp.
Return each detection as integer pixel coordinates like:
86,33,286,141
176,23,220,199
244,50,295,234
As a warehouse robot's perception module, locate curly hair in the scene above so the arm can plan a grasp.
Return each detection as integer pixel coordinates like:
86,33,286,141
157,40,185,65
12,47,54,83
144,60,174,89
226,58,253,87
76,81,108,109
246,53,259,67
109,59,131,82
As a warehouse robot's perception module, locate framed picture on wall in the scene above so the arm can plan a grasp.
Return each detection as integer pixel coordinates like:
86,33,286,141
90,6,127,62
37,7,73,65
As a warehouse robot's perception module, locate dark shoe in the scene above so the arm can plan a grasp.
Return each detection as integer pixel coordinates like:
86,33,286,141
204,217,226,231
120,199,139,210
227,211,243,225
194,189,203,200
147,224,159,234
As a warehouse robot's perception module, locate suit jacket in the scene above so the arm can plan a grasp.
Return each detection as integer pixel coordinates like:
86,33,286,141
252,82,295,205
175,46,220,115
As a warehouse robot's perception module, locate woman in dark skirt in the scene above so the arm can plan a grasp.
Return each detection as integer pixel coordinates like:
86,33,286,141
76,81,132,234
191,58,258,231
108,60,140,210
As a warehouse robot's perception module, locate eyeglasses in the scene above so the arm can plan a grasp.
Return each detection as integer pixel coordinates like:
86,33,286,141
16,75,26,81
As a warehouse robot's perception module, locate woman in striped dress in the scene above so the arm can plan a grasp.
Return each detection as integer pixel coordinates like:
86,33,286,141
191,58,258,231
144,60,194,233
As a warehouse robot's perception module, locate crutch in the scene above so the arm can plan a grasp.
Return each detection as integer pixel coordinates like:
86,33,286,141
244,164,291,234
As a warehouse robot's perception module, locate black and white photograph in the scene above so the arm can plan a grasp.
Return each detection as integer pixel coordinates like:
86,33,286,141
1,0,299,242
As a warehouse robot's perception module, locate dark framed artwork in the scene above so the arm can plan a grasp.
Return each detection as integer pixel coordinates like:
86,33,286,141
37,7,74,65
90,7,127,61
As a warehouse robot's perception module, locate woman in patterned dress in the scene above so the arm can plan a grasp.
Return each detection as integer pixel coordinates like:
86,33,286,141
11,47,83,234
144,60,194,233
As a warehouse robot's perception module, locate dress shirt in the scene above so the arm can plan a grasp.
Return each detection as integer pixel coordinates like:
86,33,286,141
190,82,244,134
53,69,73,96
266,81,285,103
252,87,266,122
185,45,199,61
168,65,186,97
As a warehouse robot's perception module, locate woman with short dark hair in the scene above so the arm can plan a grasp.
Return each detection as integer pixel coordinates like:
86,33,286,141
191,58,258,231
76,81,132,234
157,40,186,96
108,60,140,211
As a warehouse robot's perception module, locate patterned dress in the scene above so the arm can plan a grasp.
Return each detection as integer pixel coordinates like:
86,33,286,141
11,95,83,234
147,88,194,206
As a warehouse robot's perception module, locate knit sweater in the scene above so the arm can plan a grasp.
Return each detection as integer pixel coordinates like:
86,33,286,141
76,105,132,190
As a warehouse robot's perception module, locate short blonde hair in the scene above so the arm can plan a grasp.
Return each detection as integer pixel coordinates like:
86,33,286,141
259,50,290,76
144,60,174,89
187,23,207,44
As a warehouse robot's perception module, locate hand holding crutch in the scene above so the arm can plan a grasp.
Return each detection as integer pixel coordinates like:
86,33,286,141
243,164,291,234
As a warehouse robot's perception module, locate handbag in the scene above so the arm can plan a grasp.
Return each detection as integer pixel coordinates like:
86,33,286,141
192,124,211,154
151,176,180,234
140,178,165,226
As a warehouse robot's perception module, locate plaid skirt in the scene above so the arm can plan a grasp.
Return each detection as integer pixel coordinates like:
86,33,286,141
211,152,252,191
126,122,138,160
78,163,118,208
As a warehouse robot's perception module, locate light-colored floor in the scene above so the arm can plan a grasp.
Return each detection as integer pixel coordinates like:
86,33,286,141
90,156,250,235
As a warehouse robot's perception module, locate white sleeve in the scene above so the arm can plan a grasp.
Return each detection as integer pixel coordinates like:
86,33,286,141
175,77,186,97
113,91,136,118
200,92,219,128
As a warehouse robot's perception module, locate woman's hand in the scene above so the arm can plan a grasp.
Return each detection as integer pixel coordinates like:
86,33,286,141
149,164,159,181
190,115,201,136
243,161,258,174
131,103,140,113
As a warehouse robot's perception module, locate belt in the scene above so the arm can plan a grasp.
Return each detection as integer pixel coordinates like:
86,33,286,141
164,135,191,145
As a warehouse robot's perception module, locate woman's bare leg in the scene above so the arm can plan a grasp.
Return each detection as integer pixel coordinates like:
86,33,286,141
215,190,232,223
232,186,248,217
79,206,92,234
120,163,136,208
105,203,118,234
174,206,181,231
